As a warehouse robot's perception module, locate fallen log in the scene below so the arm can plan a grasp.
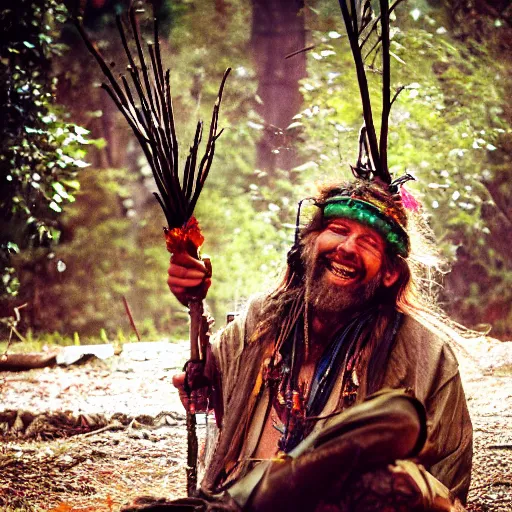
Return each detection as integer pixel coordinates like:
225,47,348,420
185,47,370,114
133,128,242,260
0,352,58,372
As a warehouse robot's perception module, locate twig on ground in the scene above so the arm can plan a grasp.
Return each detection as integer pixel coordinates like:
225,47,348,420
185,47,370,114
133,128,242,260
79,421,126,438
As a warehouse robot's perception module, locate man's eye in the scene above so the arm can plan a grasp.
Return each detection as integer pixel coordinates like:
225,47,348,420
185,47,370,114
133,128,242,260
361,237,379,249
329,224,349,235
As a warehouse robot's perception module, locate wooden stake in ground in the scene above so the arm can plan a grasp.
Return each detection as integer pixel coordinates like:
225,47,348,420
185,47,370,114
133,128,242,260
122,296,141,342
77,6,230,496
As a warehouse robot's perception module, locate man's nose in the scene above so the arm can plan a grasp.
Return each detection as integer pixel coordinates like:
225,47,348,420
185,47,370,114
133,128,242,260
336,235,358,259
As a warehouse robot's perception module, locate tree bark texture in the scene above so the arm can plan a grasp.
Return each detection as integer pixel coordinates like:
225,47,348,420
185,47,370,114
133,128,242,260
251,0,306,171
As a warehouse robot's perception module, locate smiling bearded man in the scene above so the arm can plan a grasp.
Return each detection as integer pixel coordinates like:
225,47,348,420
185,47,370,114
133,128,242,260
217,181,472,512
123,180,472,512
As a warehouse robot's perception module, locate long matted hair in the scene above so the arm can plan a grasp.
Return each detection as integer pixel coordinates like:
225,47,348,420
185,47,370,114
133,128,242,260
253,180,459,352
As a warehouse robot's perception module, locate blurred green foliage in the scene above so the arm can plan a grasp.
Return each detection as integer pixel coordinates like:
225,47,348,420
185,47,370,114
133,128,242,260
1,0,511,342
0,0,92,300
2,0,286,339
291,0,512,336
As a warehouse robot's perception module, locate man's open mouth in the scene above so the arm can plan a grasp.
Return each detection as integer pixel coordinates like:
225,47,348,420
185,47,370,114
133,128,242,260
326,261,361,280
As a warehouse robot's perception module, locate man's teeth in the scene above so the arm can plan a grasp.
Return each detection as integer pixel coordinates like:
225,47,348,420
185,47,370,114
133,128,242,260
329,262,358,279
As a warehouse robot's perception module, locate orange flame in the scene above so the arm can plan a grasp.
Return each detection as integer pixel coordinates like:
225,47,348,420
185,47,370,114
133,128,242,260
164,216,204,254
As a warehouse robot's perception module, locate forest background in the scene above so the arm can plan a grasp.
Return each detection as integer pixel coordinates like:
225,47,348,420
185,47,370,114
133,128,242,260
1,0,511,345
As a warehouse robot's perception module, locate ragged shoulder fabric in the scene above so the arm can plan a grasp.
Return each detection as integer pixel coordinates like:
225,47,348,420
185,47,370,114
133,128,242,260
201,295,472,504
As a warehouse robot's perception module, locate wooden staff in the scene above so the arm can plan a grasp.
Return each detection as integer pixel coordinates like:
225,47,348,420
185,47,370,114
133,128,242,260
77,6,229,497
186,298,202,494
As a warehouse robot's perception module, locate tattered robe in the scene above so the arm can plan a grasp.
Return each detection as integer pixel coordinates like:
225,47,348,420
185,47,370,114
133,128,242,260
200,296,473,504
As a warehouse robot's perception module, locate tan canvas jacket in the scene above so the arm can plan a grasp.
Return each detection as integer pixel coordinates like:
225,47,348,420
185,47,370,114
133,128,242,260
201,296,473,503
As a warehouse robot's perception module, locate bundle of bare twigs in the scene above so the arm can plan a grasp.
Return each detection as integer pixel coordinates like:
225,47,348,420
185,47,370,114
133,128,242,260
76,6,230,230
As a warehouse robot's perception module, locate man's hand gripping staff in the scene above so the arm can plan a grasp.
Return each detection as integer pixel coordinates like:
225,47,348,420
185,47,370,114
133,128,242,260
168,244,213,416
167,251,211,308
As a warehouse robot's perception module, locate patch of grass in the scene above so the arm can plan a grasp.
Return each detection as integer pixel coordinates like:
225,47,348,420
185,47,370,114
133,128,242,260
0,339,53,354
0,332,72,354
0,328,147,355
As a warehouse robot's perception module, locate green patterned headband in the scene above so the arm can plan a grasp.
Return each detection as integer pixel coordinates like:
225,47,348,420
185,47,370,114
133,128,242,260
321,196,410,257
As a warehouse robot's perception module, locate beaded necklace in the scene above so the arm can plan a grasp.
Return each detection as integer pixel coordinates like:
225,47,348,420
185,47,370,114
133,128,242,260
264,306,403,453
270,309,376,452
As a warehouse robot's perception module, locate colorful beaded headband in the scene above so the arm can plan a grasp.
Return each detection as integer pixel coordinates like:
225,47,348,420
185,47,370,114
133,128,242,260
320,196,410,257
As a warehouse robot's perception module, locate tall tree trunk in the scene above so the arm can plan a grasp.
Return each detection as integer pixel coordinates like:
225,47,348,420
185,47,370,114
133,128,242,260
251,0,306,172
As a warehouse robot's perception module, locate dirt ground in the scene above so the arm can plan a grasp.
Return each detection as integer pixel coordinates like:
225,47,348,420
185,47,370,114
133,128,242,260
0,336,510,512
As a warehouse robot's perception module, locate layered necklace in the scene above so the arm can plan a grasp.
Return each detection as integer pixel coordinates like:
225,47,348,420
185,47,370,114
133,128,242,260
268,308,378,453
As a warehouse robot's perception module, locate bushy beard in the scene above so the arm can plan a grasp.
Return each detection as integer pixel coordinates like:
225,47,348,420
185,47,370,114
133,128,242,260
304,254,383,317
